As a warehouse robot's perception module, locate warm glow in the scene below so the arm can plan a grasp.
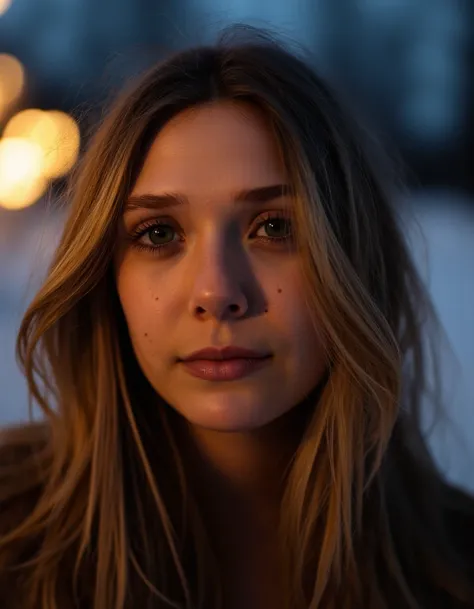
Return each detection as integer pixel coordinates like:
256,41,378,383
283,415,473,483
4,108,48,138
0,0,12,17
0,54,25,117
4,109,58,153
0,138,47,210
41,110,80,178
4,108,80,178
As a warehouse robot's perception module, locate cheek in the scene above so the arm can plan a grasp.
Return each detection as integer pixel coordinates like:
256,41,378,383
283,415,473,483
115,263,165,348
281,295,320,351
272,275,326,361
270,273,310,330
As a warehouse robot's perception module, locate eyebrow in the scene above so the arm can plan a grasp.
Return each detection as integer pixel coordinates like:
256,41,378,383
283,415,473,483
124,184,292,213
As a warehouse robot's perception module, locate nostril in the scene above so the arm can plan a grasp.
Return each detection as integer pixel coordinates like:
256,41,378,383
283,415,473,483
193,301,244,318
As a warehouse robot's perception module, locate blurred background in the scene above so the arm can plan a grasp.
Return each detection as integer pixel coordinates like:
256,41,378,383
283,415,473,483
0,0,472,490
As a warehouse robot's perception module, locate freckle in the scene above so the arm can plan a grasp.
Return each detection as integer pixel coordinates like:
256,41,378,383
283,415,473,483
144,333,148,337
155,297,159,301
277,288,282,293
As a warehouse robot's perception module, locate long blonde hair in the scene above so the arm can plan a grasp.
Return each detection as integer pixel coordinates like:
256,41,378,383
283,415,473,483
1,25,473,609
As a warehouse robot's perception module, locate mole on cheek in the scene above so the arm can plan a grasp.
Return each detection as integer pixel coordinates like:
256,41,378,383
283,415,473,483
144,332,148,338
277,288,282,293
155,297,159,301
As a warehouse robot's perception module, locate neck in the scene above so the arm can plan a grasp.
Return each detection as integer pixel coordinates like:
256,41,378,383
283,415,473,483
179,398,312,530
173,396,318,609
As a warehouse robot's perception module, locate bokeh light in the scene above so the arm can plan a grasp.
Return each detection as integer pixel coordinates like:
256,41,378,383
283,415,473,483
0,54,25,117
4,108,80,179
3,108,47,139
0,138,47,210
0,0,12,17
41,110,80,178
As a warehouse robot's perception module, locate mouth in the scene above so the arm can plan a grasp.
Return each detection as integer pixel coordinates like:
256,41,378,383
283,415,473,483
178,354,273,382
181,345,271,362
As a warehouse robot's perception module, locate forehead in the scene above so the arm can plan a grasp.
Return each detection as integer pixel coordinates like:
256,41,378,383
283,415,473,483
132,101,287,198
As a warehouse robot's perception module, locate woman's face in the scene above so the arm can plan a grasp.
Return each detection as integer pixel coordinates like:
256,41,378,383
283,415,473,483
115,101,327,431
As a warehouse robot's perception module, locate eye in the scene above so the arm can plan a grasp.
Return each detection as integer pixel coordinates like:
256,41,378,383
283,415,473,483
252,212,293,243
146,224,177,246
128,219,182,255
256,217,291,239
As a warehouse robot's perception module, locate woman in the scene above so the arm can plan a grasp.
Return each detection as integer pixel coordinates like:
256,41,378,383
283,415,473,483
0,25,473,609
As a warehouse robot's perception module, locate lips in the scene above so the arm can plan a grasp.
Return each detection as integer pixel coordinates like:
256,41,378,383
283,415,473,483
181,345,270,362
178,345,272,381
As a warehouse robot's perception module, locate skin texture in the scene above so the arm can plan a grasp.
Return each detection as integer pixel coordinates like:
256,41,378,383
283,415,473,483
115,101,327,437
114,101,329,607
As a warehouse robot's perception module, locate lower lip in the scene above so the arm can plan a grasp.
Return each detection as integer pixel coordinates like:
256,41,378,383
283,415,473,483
179,357,272,381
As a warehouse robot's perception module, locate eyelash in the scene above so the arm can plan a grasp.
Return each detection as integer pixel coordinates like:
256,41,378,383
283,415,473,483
128,211,293,256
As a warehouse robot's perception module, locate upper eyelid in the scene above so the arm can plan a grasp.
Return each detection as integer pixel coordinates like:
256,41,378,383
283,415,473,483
126,212,293,253
126,215,179,237
129,208,291,231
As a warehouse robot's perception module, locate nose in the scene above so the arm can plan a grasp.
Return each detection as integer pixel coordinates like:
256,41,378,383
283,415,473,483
187,238,249,322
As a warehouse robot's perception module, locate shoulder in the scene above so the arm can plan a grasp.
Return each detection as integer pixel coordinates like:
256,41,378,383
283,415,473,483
443,483,474,568
0,420,50,490
0,420,51,465
0,422,51,605
428,482,474,609
0,420,51,531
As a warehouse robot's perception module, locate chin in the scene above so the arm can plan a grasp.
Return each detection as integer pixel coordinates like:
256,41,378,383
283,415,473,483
173,393,281,433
